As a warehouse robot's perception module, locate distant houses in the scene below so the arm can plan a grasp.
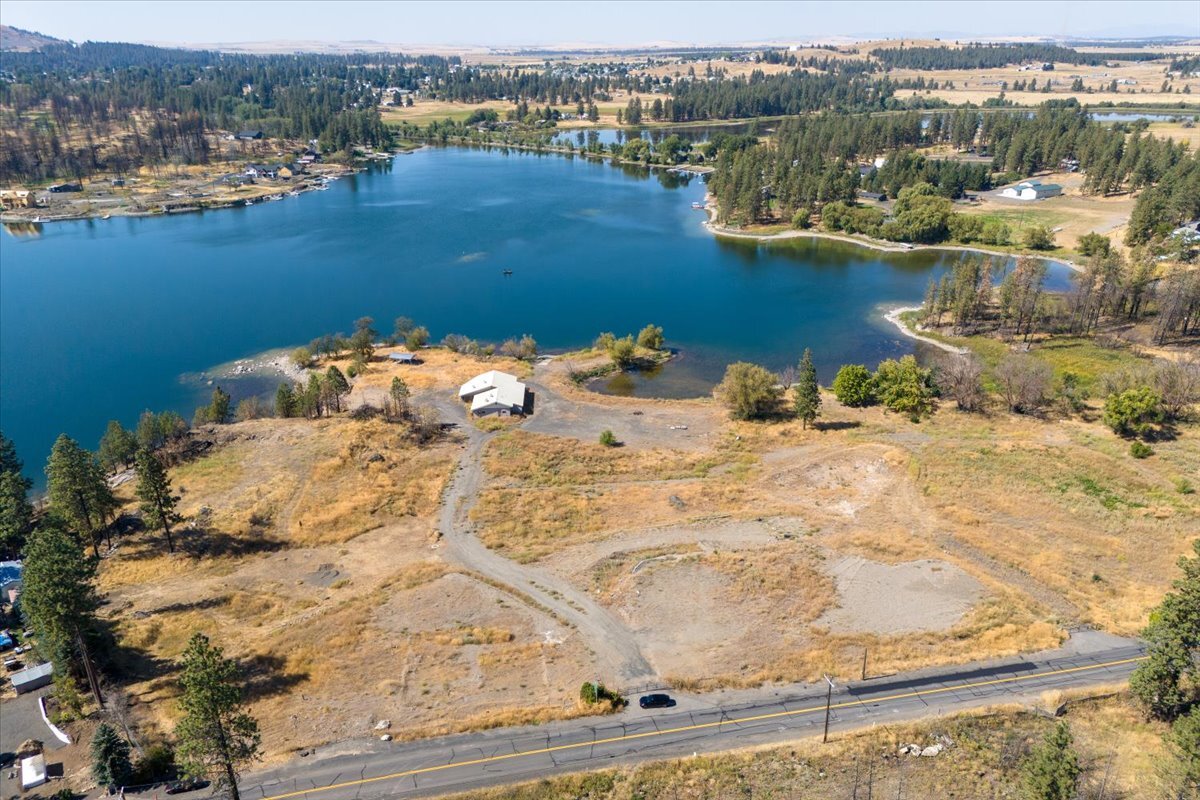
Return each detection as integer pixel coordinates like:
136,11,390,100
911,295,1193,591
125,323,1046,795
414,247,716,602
236,130,264,140
10,661,53,695
0,189,40,210
243,163,303,180
1000,180,1063,201
458,370,529,417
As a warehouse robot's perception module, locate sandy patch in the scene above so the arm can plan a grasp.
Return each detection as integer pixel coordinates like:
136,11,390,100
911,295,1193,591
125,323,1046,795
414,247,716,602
816,556,984,635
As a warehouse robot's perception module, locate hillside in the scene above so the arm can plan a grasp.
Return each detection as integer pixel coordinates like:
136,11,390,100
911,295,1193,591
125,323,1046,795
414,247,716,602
0,24,64,51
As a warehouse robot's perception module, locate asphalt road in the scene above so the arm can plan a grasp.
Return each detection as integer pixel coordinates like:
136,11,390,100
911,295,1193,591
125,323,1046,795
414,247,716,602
238,640,1145,800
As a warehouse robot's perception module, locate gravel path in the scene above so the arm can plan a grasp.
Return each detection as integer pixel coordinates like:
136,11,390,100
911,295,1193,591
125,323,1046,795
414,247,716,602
430,394,658,686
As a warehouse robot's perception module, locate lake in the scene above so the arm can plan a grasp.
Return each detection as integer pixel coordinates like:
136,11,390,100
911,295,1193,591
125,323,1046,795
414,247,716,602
0,146,1072,484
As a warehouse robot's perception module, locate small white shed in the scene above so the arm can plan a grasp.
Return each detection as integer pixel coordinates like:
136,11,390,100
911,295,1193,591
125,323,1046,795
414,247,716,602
21,754,46,790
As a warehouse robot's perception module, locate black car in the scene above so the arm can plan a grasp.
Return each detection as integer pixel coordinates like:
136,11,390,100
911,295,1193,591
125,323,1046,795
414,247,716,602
638,693,674,709
165,778,210,795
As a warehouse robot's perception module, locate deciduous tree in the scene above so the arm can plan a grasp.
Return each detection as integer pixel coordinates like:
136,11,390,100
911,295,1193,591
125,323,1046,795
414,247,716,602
716,362,781,420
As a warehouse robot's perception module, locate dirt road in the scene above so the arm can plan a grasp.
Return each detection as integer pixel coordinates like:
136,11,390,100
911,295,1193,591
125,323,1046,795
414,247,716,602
429,394,657,686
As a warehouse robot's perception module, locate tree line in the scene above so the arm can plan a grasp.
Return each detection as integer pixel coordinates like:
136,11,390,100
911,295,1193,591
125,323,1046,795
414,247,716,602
709,101,1200,243
869,43,1161,70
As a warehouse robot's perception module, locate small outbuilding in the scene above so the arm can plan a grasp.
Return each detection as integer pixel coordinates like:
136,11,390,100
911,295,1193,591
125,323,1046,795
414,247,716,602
11,661,53,694
21,754,46,790
458,370,528,417
388,352,419,364
1000,180,1062,201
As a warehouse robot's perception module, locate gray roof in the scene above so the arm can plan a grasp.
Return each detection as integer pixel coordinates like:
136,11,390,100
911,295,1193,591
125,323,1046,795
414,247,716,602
11,661,53,688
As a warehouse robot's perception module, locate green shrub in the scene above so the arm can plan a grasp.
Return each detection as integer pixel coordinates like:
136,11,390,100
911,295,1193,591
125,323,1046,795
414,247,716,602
599,430,618,447
716,362,783,420
1175,478,1195,495
832,364,876,407
1130,441,1154,459
874,355,936,420
636,324,664,350
1103,386,1164,437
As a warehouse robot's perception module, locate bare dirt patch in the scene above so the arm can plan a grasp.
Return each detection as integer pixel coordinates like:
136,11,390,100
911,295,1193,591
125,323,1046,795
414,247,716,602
815,555,984,635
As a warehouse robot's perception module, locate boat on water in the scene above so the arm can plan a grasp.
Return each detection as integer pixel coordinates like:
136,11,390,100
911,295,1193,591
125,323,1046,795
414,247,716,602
691,201,705,209
502,269,513,276
244,199,254,206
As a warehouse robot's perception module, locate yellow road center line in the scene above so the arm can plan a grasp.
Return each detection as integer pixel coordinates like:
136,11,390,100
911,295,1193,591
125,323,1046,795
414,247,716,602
260,655,1145,800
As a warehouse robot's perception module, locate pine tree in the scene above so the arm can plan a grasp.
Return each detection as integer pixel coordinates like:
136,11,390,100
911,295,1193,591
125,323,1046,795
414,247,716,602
98,420,139,472
21,516,104,704
45,434,117,557
1131,539,1200,720
793,348,821,429
274,383,297,418
135,448,182,553
91,723,133,790
324,366,350,413
1020,721,1080,800
175,633,261,800
0,432,33,558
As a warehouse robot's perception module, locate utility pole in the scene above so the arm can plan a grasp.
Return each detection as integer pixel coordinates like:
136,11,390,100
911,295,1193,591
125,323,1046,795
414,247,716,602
822,674,835,743
861,647,868,681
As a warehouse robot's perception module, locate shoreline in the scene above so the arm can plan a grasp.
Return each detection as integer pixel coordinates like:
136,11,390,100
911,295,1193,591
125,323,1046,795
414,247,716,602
700,205,1082,274
0,162,365,226
882,306,971,355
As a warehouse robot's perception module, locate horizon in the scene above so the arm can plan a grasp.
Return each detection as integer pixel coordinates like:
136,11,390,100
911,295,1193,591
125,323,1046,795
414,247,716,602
2,0,1199,50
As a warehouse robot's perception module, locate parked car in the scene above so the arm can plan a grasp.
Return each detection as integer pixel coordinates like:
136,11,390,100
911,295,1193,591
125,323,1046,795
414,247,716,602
638,693,674,709
166,778,210,794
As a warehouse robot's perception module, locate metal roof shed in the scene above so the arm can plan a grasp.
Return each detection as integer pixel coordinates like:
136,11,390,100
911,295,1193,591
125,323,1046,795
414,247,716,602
11,661,53,694
388,352,417,363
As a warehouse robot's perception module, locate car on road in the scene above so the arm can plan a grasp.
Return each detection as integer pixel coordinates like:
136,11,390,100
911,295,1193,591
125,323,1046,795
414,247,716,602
165,778,210,794
638,693,674,709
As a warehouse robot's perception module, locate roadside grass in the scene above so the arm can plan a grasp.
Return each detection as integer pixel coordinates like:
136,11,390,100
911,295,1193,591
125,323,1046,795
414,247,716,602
669,590,1059,692
441,695,1167,800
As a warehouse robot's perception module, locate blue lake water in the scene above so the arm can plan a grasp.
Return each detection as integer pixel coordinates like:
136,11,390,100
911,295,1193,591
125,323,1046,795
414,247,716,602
0,146,1072,484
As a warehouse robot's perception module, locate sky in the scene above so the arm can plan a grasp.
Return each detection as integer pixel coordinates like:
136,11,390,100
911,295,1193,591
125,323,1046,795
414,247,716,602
1,0,1198,47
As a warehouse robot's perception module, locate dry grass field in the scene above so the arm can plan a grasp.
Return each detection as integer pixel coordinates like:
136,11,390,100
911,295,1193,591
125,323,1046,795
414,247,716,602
94,342,1196,763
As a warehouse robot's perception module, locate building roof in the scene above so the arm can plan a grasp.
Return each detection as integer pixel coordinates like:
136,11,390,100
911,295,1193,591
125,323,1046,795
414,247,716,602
469,382,527,413
11,661,53,688
459,370,522,400
388,352,416,362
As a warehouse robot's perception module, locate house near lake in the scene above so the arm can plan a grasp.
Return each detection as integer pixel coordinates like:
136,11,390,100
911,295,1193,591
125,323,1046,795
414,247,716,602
1000,180,1062,201
0,189,40,209
458,370,529,417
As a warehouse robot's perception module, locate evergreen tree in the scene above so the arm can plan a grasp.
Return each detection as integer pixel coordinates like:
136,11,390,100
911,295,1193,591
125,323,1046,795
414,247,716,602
208,387,232,424
793,348,821,429
324,366,350,413
1020,721,1080,800
274,383,297,418
21,516,104,704
1131,539,1200,720
91,723,133,790
0,432,33,558
135,448,182,553
98,421,139,472
175,633,261,800
45,434,117,557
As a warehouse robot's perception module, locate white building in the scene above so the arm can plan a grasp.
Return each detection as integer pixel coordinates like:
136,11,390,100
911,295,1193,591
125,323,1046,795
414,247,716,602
458,370,528,417
21,754,46,790
1000,180,1063,201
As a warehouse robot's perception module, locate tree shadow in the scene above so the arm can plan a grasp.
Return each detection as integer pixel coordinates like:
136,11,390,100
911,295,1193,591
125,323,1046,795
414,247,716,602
812,420,863,432
239,653,308,702
180,528,285,559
